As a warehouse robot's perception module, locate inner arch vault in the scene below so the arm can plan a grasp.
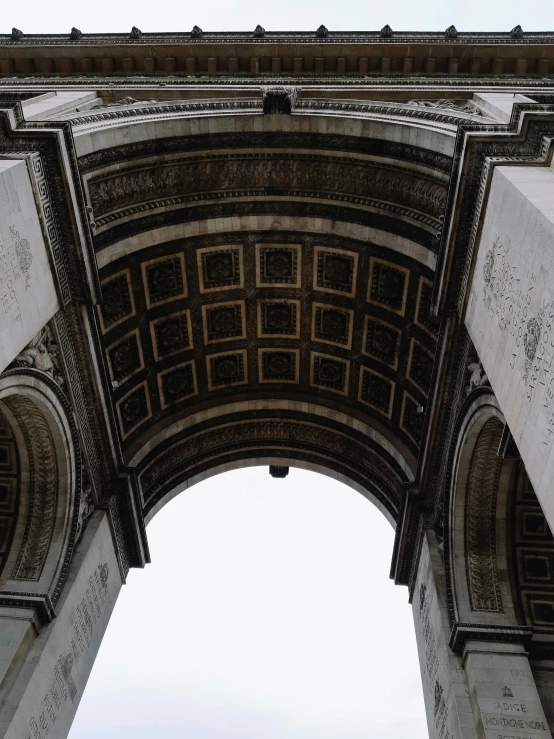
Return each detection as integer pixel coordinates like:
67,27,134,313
84,112,449,524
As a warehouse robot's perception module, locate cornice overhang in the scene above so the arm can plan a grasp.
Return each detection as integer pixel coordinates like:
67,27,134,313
434,100,554,317
0,30,553,80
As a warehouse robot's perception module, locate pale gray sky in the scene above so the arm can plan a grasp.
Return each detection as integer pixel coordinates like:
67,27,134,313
1,0,553,34
69,467,428,739
7,1,552,736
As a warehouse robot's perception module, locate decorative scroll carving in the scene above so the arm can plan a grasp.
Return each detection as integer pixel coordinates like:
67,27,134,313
139,418,403,511
87,155,446,222
465,417,504,612
3,396,58,582
11,325,65,388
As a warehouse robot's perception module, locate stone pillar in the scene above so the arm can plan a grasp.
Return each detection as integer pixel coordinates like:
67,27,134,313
0,511,123,739
463,642,551,738
466,164,554,535
414,533,553,739
0,157,59,373
413,532,476,739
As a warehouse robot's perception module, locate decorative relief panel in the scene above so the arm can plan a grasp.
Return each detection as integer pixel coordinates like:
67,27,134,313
312,303,353,349
310,352,350,395
368,258,409,316
138,415,404,517
259,349,299,384
106,329,144,385
157,360,198,409
358,366,395,418
150,309,193,361
116,381,152,439
97,270,135,334
202,301,246,344
197,245,243,293
257,300,300,339
141,253,187,308
465,417,504,613
207,350,248,390
256,244,302,288
362,317,401,369
313,247,358,297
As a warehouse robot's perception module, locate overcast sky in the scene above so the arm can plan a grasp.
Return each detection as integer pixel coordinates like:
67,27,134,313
0,0,552,34
5,1,552,737
69,468,428,739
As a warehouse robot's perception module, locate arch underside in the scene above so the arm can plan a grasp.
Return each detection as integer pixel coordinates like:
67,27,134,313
81,111,452,523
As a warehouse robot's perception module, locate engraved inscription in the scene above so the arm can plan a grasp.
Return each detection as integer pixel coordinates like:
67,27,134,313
0,228,24,325
481,236,554,449
28,563,110,739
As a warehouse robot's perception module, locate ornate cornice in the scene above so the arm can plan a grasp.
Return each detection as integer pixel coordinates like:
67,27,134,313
1,30,553,42
435,103,554,315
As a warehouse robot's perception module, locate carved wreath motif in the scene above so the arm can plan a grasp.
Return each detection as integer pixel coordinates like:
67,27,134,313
464,417,504,612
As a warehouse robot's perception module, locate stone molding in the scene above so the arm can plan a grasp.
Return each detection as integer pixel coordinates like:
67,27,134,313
137,410,407,521
449,622,533,654
0,30,552,83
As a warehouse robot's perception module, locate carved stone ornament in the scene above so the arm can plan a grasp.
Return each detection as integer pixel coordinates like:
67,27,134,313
444,24,458,39
130,26,142,39
75,479,95,543
510,24,524,39
466,361,489,395
380,24,393,38
70,27,83,40
262,87,297,114
406,99,482,117
253,24,265,38
10,27,23,40
11,325,65,388
316,24,329,38
465,417,504,612
191,25,203,38
434,681,444,717
9,226,32,290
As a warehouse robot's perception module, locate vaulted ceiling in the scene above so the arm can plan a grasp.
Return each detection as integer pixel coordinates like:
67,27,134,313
78,110,453,522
